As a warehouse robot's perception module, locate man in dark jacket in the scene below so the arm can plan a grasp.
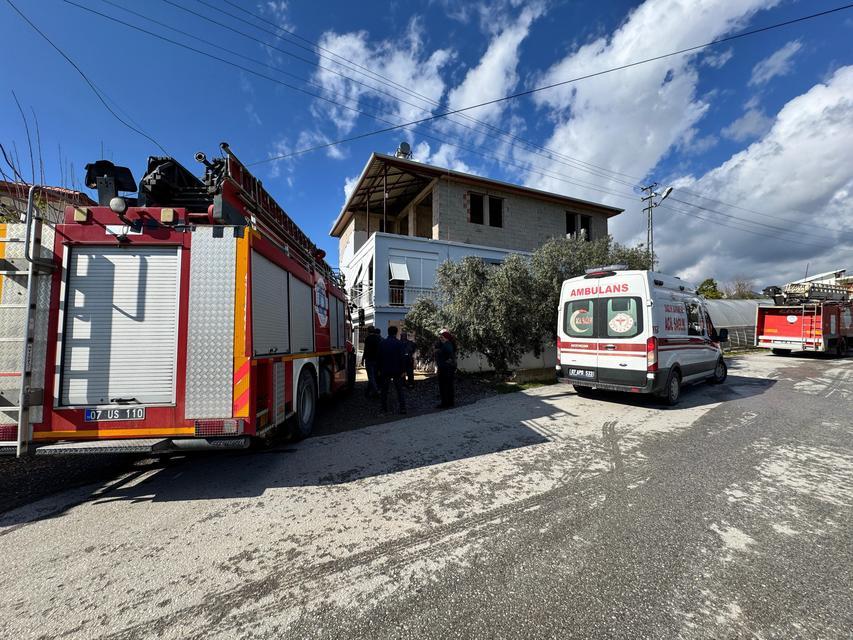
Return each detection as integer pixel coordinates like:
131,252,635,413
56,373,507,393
361,326,381,398
400,332,416,388
378,326,406,414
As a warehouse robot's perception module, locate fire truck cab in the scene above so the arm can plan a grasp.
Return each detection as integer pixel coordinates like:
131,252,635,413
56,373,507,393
556,267,728,405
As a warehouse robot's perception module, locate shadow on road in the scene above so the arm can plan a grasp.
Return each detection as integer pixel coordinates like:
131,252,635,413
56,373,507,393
1,391,565,524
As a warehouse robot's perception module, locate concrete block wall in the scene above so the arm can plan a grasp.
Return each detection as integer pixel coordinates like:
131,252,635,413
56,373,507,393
433,179,608,251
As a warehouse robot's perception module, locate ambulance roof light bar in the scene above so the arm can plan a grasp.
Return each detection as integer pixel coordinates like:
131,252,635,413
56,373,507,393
584,264,628,278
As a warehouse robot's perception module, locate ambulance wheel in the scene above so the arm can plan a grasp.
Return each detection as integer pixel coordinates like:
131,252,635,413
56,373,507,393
711,358,727,384
662,370,681,406
293,368,317,440
771,349,790,356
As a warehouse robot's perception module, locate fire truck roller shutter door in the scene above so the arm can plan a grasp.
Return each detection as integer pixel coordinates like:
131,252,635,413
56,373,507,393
60,245,179,406
289,274,314,353
251,252,290,356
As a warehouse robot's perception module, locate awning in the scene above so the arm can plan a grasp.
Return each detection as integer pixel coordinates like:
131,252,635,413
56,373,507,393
389,260,410,281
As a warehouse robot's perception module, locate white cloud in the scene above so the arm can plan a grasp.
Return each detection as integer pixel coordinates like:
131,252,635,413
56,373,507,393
703,47,734,68
311,18,453,136
520,0,779,241
721,107,772,141
749,40,802,87
656,65,853,285
261,1,294,33
445,4,544,126
343,174,359,201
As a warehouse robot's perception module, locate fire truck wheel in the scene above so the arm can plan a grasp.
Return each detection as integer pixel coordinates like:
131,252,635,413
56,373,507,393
835,339,847,358
710,358,727,384
662,369,681,406
293,368,317,440
346,352,356,392
771,349,790,356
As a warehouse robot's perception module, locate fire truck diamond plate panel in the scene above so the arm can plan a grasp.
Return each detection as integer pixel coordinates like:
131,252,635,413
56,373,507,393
185,227,237,418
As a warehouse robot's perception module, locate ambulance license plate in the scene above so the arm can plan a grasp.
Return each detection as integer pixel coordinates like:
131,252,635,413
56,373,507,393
84,407,146,422
569,368,596,379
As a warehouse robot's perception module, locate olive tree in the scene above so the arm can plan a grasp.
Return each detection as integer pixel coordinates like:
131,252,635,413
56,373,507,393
404,235,646,375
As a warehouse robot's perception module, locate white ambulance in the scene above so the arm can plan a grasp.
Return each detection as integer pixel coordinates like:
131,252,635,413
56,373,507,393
556,267,729,405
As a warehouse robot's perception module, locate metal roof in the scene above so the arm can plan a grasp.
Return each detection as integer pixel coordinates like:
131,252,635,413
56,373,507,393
705,299,773,327
330,153,624,237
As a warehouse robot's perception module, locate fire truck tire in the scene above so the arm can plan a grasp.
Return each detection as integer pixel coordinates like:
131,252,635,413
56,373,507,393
661,369,681,406
293,368,317,440
771,349,790,356
346,352,356,392
710,358,727,384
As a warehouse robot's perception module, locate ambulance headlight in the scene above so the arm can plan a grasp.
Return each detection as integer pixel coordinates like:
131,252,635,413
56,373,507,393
109,197,128,215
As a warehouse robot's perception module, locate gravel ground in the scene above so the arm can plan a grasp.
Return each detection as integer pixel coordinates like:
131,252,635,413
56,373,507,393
313,370,500,437
0,371,499,513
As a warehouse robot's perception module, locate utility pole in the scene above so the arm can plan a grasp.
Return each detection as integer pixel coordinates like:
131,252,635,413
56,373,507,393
640,183,673,271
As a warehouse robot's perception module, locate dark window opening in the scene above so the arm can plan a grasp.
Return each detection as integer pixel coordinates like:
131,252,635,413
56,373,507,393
469,193,484,225
488,197,503,227
399,215,409,236
580,214,592,241
566,211,577,235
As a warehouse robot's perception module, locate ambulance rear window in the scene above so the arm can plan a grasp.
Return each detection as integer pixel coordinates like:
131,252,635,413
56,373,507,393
604,297,643,338
563,299,595,337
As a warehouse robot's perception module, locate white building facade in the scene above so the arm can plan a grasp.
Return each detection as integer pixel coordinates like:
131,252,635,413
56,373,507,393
331,153,623,369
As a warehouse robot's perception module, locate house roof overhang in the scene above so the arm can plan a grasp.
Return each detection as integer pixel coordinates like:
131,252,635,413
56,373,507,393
329,153,624,237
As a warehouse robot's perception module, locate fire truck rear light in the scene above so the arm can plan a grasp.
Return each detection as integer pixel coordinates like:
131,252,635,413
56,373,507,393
73,207,89,222
160,208,176,223
194,419,243,437
646,336,658,372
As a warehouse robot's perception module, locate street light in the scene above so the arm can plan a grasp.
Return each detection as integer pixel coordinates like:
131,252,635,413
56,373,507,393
641,184,673,270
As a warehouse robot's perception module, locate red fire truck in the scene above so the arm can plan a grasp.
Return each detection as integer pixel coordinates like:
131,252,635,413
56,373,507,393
755,273,853,357
1,143,354,457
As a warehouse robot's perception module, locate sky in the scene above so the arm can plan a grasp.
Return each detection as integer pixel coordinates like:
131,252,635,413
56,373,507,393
2,0,852,288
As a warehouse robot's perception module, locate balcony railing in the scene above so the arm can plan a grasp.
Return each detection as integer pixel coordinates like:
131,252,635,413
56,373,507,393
388,285,440,307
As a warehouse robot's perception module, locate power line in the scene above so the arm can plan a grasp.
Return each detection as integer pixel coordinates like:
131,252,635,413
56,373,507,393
3,0,169,156
69,1,645,206
202,0,644,186
156,0,641,191
251,2,853,165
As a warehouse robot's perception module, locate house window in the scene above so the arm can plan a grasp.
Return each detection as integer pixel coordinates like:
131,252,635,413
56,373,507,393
488,197,503,228
566,212,593,241
580,214,592,241
566,211,576,235
469,193,484,225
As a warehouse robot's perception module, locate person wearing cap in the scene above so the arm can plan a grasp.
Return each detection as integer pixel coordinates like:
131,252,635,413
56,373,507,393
435,329,457,408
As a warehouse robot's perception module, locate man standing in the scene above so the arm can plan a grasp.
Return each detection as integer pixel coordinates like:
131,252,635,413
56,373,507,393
361,326,381,398
378,326,407,414
400,332,416,388
435,330,457,408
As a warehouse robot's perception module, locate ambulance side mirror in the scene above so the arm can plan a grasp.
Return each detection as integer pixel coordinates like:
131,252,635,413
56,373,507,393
717,328,729,343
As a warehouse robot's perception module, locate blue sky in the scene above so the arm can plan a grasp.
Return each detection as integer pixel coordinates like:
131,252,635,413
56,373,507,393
2,0,852,286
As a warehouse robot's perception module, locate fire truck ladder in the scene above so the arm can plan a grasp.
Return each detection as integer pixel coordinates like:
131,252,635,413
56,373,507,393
0,187,54,457
800,304,820,351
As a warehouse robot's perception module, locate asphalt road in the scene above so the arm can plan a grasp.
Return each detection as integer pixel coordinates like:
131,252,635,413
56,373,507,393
1,353,851,639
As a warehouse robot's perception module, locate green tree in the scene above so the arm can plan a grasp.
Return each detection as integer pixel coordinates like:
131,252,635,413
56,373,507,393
404,235,647,375
528,235,647,343
697,278,724,299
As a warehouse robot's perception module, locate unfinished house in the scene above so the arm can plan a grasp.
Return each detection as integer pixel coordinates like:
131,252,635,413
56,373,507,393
330,152,623,367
